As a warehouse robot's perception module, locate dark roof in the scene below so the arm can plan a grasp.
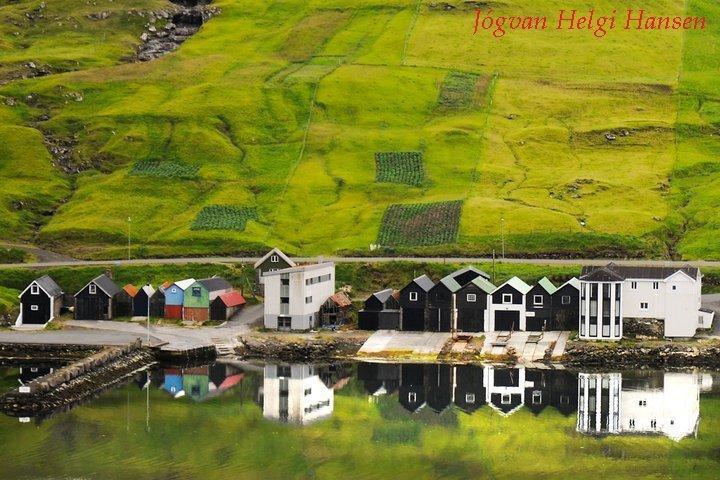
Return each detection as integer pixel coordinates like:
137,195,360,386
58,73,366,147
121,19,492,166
84,274,121,297
410,274,434,292
581,263,699,281
199,277,232,292
33,275,63,297
373,288,395,304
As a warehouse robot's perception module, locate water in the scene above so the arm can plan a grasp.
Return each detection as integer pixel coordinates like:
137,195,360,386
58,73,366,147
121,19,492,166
1,362,719,480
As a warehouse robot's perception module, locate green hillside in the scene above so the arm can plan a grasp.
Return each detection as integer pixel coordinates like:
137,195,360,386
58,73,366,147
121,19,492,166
0,0,718,259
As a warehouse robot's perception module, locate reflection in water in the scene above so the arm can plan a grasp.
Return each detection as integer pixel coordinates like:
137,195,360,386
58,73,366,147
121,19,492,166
577,372,703,441
160,364,245,401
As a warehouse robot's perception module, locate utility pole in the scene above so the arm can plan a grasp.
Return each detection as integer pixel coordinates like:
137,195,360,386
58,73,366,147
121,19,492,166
492,250,496,283
500,217,505,260
146,284,151,346
127,216,131,261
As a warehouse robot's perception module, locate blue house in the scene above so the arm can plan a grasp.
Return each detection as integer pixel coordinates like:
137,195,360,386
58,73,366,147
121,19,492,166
164,278,195,319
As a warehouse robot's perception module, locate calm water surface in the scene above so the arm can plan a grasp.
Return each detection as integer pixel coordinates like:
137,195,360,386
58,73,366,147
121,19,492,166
0,361,719,480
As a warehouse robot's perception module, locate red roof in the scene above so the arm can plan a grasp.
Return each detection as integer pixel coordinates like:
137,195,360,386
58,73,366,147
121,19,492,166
328,292,352,308
123,284,138,297
218,290,246,307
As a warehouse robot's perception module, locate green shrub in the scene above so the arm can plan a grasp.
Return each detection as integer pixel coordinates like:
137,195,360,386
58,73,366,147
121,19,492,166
378,201,462,247
191,205,259,232
0,248,26,264
438,71,480,109
375,151,424,186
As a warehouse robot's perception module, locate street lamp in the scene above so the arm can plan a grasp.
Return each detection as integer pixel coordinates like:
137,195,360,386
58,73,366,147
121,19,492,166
500,217,505,260
127,216,131,261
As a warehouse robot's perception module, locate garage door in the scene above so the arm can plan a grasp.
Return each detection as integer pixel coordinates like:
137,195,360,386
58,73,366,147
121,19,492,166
402,308,425,331
494,311,520,331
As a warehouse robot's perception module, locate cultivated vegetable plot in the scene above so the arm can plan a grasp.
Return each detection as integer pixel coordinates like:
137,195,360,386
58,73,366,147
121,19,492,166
191,205,259,231
438,71,481,109
377,201,463,247
375,151,424,186
130,160,199,179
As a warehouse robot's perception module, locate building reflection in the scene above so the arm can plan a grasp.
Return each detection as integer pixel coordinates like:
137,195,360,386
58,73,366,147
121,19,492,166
159,363,245,401
577,371,705,441
258,363,351,425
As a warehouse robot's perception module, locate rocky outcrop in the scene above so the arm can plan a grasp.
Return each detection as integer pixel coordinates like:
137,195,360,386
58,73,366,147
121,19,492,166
564,342,720,369
237,336,366,361
623,318,664,339
136,3,221,61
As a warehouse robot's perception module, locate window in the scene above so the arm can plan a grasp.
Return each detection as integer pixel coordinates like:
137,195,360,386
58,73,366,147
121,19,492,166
305,296,312,304
560,395,569,405
269,268,278,272
304,388,312,396
171,287,177,293
652,282,659,290
672,285,677,290
502,293,513,304
639,400,647,406
409,291,418,302
281,297,289,304
408,392,417,403
465,393,475,404
640,302,649,310
533,295,543,306
501,394,511,405
271,254,279,263
278,317,291,329
631,281,637,289
466,293,477,303
562,295,571,305
281,278,289,286
30,284,39,295
277,365,291,377
30,305,39,311
192,287,201,297
89,284,97,294
629,419,635,429
532,391,542,404
650,419,657,429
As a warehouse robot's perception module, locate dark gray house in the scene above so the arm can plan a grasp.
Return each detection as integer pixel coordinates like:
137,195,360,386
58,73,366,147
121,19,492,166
523,369,578,416
456,276,496,332
17,275,63,326
454,365,486,413
399,274,434,331
525,277,556,331
358,288,400,330
254,248,295,293
74,274,125,320
550,277,580,331
399,364,426,413
427,266,491,332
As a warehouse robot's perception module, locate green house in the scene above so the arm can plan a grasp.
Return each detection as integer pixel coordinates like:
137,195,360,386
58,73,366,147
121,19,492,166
182,277,232,322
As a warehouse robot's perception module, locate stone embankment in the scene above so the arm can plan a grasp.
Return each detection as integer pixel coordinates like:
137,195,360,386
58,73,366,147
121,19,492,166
564,341,720,369
0,343,100,362
237,335,367,361
1,341,155,417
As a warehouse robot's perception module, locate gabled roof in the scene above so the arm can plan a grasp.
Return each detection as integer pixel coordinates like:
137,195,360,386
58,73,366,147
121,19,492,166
535,277,557,295
410,274,434,292
557,277,580,291
254,247,296,269
123,284,139,297
372,288,395,304
173,278,196,290
580,263,699,281
199,276,232,292
439,266,491,291
140,284,156,297
468,276,496,294
161,281,172,290
327,292,352,308
20,275,63,298
76,274,121,297
262,262,334,276
217,290,246,307
495,276,531,295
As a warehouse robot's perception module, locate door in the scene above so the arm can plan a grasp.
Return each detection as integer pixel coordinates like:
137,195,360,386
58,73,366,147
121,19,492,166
430,308,451,332
494,310,520,331
457,309,483,332
23,299,49,324
402,308,425,331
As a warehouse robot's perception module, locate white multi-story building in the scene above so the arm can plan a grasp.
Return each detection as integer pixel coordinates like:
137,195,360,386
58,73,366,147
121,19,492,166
263,262,335,330
579,263,712,340
261,364,334,424
577,372,701,441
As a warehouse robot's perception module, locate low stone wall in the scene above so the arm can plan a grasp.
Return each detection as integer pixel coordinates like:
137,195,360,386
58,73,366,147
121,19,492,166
0,343,101,362
1,340,156,417
564,342,720,369
623,318,664,338
238,336,366,361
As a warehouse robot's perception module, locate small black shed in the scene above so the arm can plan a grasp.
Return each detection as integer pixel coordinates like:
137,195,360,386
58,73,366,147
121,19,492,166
74,274,124,320
399,275,434,331
550,278,580,330
18,275,64,326
358,288,400,330
525,277,556,331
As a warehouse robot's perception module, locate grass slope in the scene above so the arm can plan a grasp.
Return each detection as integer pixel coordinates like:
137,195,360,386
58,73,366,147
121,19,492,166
0,0,718,259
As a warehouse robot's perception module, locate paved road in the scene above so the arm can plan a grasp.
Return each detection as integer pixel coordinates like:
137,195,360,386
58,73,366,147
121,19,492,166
3,255,720,269
0,242,78,264
0,329,148,346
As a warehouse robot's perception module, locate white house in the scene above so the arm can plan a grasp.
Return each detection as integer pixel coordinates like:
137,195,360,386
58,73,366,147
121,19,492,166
263,262,335,330
486,276,532,331
577,372,701,441
579,263,711,340
261,364,334,424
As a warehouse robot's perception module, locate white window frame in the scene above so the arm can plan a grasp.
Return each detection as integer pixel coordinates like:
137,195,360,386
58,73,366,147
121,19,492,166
532,390,542,404
30,305,39,311
408,392,417,403
270,254,279,263
640,302,649,310
501,393,511,405
502,293,513,304
89,284,97,295
561,295,571,305
171,287,177,293
533,295,543,306
30,284,39,295
465,393,475,404
409,291,418,302
466,293,477,303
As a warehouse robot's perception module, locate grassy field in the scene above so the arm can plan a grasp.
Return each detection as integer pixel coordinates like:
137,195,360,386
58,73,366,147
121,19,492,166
0,0,718,259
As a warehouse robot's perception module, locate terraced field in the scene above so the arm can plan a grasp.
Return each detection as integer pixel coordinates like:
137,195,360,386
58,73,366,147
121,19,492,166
0,0,718,259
